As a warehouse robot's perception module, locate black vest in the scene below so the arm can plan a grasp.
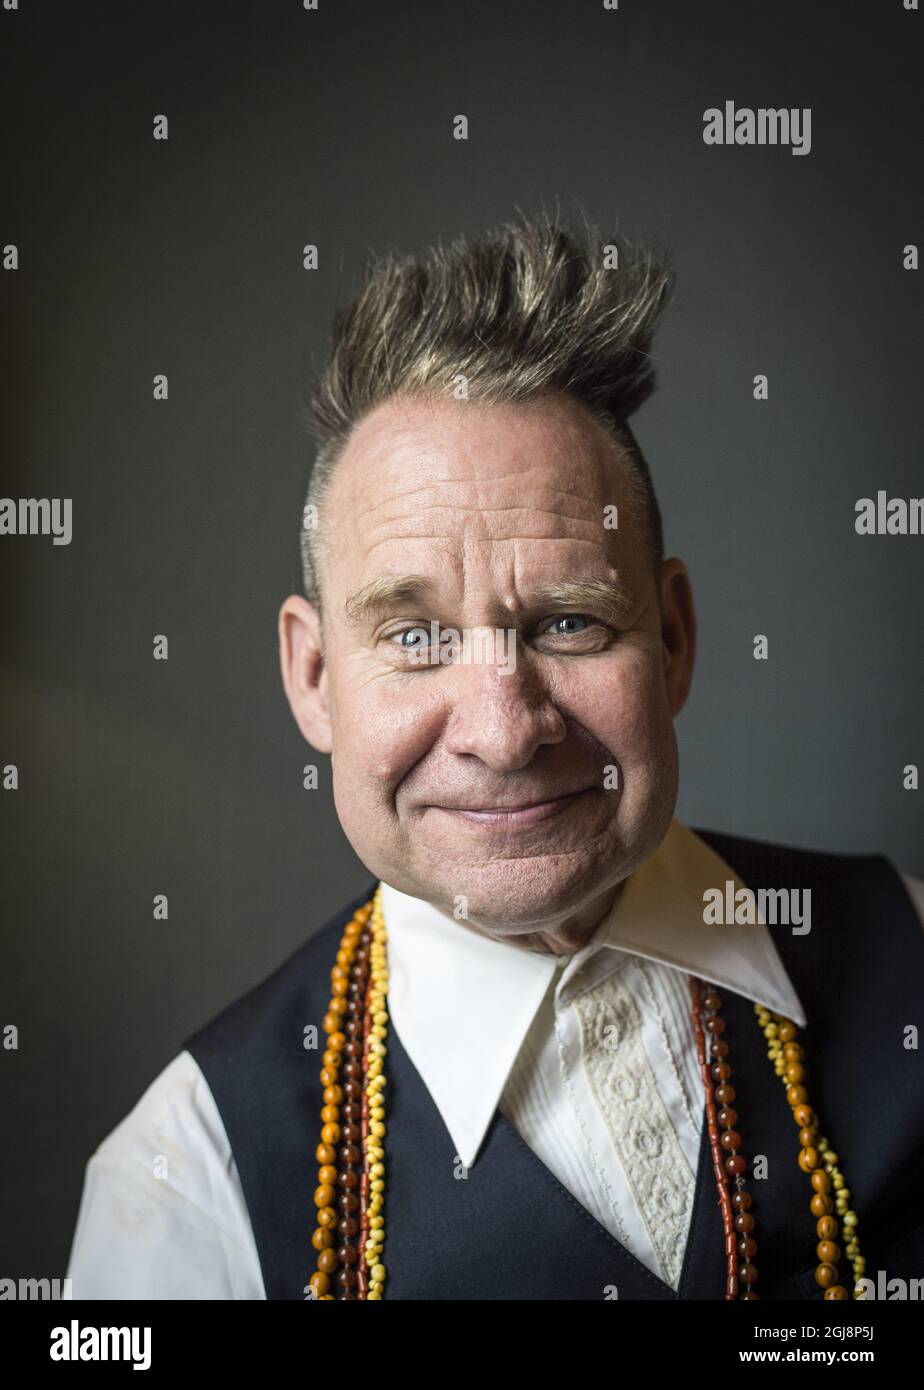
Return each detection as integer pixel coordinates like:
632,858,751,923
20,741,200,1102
185,830,924,1299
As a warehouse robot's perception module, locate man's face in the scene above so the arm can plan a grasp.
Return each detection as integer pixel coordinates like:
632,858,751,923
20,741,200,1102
280,392,695,932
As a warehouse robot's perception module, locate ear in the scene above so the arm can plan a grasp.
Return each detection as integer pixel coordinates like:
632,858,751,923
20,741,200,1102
658,558,697,716
278,594,333,754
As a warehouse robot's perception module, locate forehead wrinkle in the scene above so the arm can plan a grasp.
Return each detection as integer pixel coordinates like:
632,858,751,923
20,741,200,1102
362,532,616,554
356,471,607,522
362,502,604,550
357,476,611,550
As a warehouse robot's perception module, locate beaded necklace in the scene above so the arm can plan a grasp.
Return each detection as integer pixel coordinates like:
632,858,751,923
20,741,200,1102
309,886,865,1300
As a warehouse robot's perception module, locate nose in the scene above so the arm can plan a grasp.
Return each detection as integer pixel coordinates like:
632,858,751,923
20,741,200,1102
442,646,567,772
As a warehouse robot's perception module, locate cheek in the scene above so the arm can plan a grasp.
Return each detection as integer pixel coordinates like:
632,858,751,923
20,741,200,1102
567,647,672,761
586,657,678,835
329,668,443,802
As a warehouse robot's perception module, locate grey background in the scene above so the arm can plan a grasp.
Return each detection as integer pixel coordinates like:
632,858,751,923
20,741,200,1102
1,0,921,1278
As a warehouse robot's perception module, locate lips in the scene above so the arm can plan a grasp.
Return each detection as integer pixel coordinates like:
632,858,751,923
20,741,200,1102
427,787,593,827
435,785,594,812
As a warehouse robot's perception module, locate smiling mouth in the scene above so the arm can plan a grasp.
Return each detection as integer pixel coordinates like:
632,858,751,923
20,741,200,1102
427,787,594,827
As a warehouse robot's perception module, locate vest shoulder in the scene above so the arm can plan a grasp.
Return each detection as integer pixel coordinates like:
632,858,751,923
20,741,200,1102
691,827,921,939
692,826,888,876
184,882,378,1062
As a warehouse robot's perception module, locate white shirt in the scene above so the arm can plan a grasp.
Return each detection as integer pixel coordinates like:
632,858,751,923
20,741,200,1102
65,820,924,1299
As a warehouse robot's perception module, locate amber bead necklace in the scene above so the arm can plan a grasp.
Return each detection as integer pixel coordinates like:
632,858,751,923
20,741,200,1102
308,887,865,1300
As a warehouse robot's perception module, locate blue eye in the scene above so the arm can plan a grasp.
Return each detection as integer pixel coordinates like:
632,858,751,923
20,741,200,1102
394,626,432,648
550,615,590,635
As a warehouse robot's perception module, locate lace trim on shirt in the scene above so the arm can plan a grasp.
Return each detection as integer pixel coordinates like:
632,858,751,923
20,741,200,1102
573,971,696,1288
632,959,701,1140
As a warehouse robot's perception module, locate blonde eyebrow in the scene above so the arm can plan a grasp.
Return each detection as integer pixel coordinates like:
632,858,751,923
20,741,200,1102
526,578,636,627
343,574,636,630
343,574,437,627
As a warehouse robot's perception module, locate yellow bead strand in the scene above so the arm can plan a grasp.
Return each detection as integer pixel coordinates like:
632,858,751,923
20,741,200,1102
363,887,389,1299
755,1004,866,1299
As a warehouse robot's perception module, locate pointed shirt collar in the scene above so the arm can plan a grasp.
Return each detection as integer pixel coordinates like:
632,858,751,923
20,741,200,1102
378,819,806,1168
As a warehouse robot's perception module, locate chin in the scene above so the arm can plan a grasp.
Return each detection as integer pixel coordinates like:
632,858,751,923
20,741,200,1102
473,807,674,925
428,842,630,931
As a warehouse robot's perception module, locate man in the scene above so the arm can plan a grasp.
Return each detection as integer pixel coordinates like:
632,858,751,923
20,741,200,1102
66,213,924,1300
